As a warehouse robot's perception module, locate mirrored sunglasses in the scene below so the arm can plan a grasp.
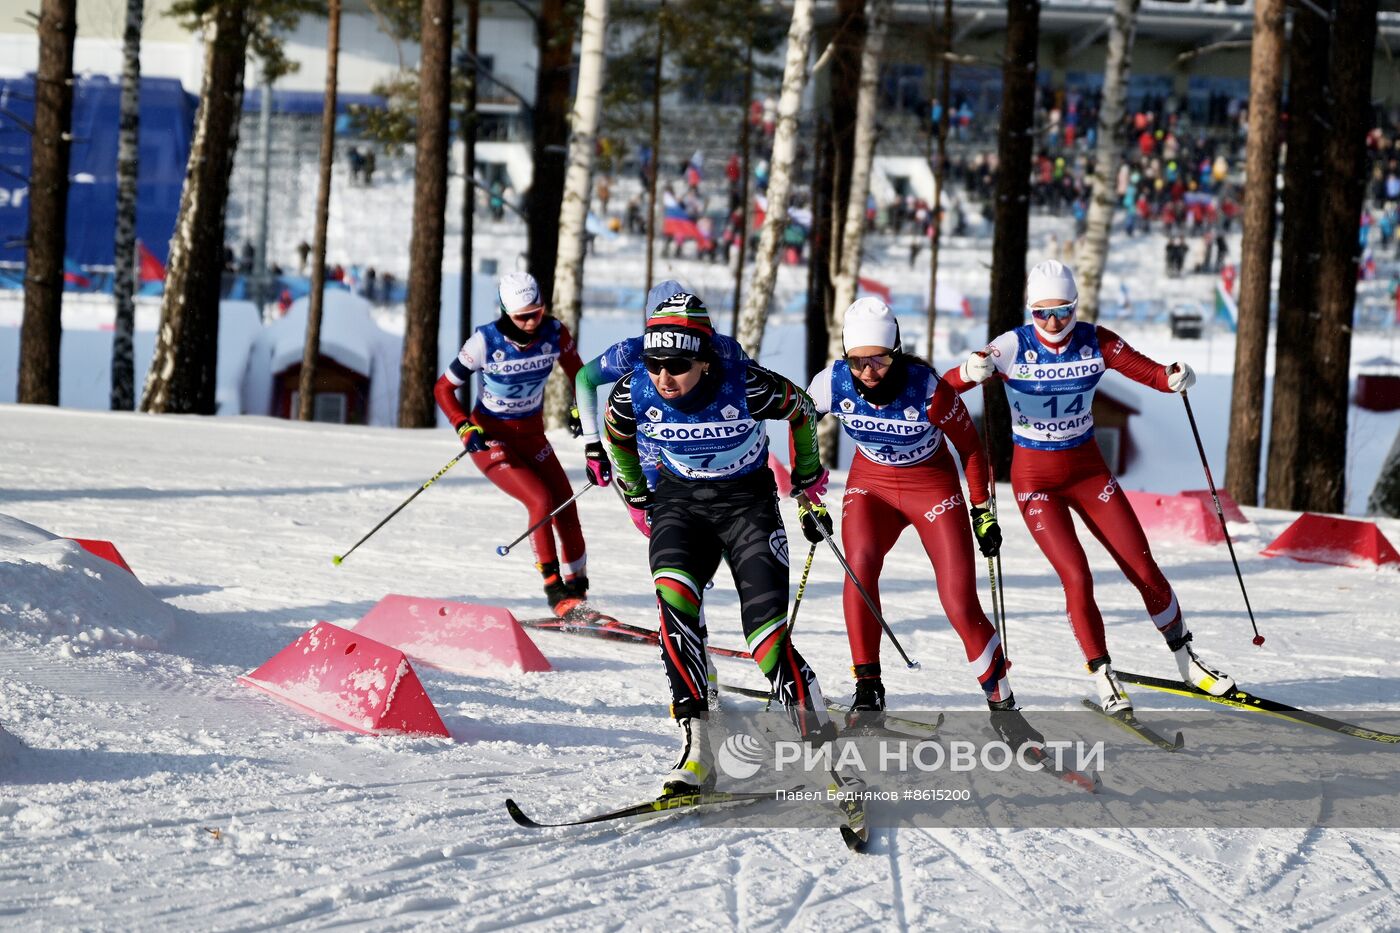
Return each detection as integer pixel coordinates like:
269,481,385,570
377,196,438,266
1029,301,1077,321
846,353,894,372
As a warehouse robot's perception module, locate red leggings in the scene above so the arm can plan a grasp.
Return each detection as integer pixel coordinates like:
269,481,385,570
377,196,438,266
1011,441,1182,662
471,416,585,575
840,447,1008,701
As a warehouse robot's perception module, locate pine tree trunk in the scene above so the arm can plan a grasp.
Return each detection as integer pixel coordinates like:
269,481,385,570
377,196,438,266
110,0,143,411
806,115,833,380
1075,0,1140,324
822,0,889,464
736,0,815,358
16,0,76,406
141,4,248,415
459,0,479,350
925,0,953,360
984,0,1040,478
1300,0,1377,512
398,0,453,427
826,0,865,287
298,0,342,422
643,3,663,300
1369,428,1400,517
1224,0,1286,507
543,0,608,429
526,0,577,306
1265,0,1332,509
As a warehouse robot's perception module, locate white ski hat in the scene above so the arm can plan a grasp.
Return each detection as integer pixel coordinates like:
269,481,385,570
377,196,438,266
1025,260,1078,305
842,296,900,351
499,271,543,314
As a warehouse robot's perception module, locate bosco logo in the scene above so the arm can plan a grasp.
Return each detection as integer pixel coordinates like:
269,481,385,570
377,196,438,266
1097,478,1119,502
923,493,964,522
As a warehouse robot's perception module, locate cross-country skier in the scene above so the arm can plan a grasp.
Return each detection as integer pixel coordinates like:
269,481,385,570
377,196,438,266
602,293,836,795
948,259,1234,714
434,271,590,616
805,297,1041,746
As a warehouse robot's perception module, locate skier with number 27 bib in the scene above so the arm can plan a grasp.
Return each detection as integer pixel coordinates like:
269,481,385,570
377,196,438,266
434,272,589,617
946,260,1235,716
603,294,836,796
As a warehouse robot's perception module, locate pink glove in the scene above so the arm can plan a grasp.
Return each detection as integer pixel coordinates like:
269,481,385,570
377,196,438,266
627,503,652,537
791,466,829,501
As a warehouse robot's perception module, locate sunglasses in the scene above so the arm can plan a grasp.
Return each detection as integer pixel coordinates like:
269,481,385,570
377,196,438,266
1029,301,1077,321
846,353,894,372
644,357,696,376
509,306,544,323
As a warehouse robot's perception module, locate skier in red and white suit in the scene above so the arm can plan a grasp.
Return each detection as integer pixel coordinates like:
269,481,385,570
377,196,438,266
946,260,1235,714
807,298,1042,750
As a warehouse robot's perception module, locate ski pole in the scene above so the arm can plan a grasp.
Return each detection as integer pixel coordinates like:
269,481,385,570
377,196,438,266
789,543,818,633
1180,388,1265,646
333,448,469,565
496,484,593,556
797,494,920,670
986,457,1009,662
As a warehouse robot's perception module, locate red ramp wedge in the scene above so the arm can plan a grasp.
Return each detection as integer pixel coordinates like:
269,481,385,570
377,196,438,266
70,538,136,576
239,622,449,737
1124,491,1225,545
354,595,552,675
1261,513,1400,569
1179,489,1249,526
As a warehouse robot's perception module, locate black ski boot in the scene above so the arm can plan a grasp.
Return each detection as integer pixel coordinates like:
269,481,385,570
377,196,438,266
988,695,1045,751
539,561,576,616
846,663,886,730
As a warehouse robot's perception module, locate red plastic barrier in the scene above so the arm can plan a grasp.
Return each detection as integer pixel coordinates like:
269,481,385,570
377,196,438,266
1178,489,1249,525
768,452,793,497
70,538,135,576
1261,513,1400,568
1125,490,1225,545
239,622,449,736
354,595,551,675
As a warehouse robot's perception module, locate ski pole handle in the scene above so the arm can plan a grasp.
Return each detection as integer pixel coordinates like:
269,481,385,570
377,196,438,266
334,448,470,565
496,483,593,556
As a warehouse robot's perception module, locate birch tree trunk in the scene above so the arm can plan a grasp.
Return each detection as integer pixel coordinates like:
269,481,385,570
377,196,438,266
141,4,249,414
1300,0,1377,513
823,0,889,463
1224,0,1286,507
736,0,815,359
1266,0,1332,509
17,0,76,406
298,0,341,422
984,0,1040,477
110,0,143,411
543,0,608,428
399,0,452,427
1074,0,1140,323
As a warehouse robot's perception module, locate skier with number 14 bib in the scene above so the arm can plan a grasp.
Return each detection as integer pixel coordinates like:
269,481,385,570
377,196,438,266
947,260,1235,716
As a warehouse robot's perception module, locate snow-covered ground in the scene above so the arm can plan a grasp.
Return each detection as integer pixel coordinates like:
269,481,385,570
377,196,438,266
3,403,1400,929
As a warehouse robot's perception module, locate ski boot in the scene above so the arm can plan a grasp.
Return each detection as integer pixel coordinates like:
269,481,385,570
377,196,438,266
988,695,1045,750
539,561,582,617
845,663,886,731
1088,657,1132,716
1168,631,1236,696
661,715,715,797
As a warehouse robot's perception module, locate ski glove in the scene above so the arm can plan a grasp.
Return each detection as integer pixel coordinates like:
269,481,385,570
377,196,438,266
584,441,612,487
961,351,995,385
970,506,1002,558
797,501,833,545
457,422,490,453
790,466,829,500
567,405,584,438
620,483,653,538
1166,362,1196,393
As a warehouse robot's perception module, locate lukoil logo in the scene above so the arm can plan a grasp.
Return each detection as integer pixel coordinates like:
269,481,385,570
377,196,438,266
716,733,767,779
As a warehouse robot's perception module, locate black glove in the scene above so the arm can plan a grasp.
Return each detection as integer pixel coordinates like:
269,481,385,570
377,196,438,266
567,405,584,439
970,506,1001,558
457,422,490,453
584,441,612,486
790,466,829,499
798,501,833,545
